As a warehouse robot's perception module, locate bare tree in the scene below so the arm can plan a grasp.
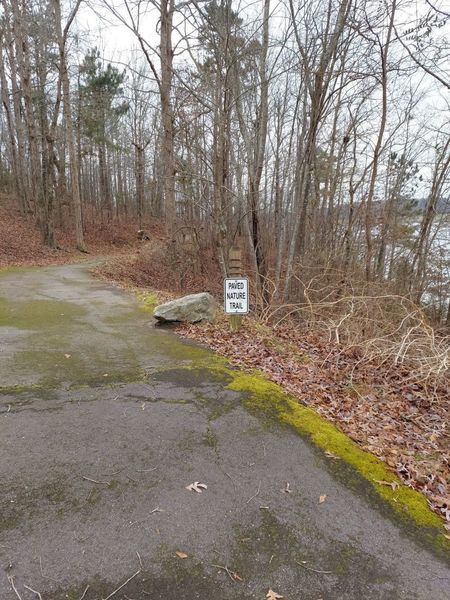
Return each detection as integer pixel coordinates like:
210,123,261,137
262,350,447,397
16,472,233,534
53,0,86,251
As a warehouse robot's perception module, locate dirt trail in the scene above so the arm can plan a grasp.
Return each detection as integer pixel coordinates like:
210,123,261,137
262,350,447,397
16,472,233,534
0,263,449,599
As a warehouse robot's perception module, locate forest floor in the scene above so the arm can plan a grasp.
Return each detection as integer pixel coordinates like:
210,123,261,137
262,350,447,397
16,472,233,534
0,194,163,268
94,245,450,535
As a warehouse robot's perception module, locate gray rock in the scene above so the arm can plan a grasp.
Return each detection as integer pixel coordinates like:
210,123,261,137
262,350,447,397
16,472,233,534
153,292,215,323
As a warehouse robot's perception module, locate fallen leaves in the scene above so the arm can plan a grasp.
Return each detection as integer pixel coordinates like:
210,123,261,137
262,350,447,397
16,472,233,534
186,481,208,493
175,551,188,559
0,197,141,269
319,494,327,504
266,589,283,599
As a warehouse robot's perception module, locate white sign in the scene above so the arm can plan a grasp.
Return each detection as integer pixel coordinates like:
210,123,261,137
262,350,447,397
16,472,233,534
224,278,249,314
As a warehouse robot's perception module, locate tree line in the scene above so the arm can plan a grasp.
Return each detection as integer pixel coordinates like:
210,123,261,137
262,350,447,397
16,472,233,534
0,0,449,323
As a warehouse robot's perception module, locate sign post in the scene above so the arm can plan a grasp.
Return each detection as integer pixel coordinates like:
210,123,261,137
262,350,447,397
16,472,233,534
224,247,248,330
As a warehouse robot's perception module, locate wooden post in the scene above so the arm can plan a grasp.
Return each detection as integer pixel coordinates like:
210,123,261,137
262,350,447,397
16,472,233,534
229,246,242,331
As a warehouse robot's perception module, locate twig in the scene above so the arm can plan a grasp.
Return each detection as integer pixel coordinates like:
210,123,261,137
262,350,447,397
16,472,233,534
135,467,157,473
136,551,143,570
103,569,141,600
7,576,23,600
23,585,43,600
79,585,90,600
295,559,333,574
246,480,261,504
210,564,241,582
128,508,162,526
223,471,236,487
82,476,111,485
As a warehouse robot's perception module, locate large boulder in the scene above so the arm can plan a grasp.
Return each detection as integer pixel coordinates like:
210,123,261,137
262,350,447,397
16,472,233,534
153,293,215,323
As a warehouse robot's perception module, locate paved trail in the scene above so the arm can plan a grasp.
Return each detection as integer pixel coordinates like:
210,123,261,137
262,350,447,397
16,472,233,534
0,263,449,600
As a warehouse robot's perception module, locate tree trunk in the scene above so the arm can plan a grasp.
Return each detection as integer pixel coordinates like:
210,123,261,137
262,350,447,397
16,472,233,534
53,0,86,252
160,0,176,231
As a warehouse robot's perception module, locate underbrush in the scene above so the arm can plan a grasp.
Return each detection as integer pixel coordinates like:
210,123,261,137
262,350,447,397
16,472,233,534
95,237,223,296
257,268,450,392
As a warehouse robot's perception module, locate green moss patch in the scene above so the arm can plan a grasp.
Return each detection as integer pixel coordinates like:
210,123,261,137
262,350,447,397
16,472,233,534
0,265,40,274
0,297,85,330
138,291,160,313
223,370,449,552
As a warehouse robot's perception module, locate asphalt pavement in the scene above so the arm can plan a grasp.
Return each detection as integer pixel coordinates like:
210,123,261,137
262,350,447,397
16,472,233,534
0,263,449,600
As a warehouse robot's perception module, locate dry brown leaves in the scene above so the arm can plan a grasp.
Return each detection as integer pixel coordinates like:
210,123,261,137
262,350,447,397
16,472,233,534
0,194,147,268
177,315,449,527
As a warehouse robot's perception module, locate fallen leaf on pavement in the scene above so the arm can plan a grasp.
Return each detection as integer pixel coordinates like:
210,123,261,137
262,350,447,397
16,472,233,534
319,494,327,503
266,589,283,599
175,551,188,559
186,481,207,493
